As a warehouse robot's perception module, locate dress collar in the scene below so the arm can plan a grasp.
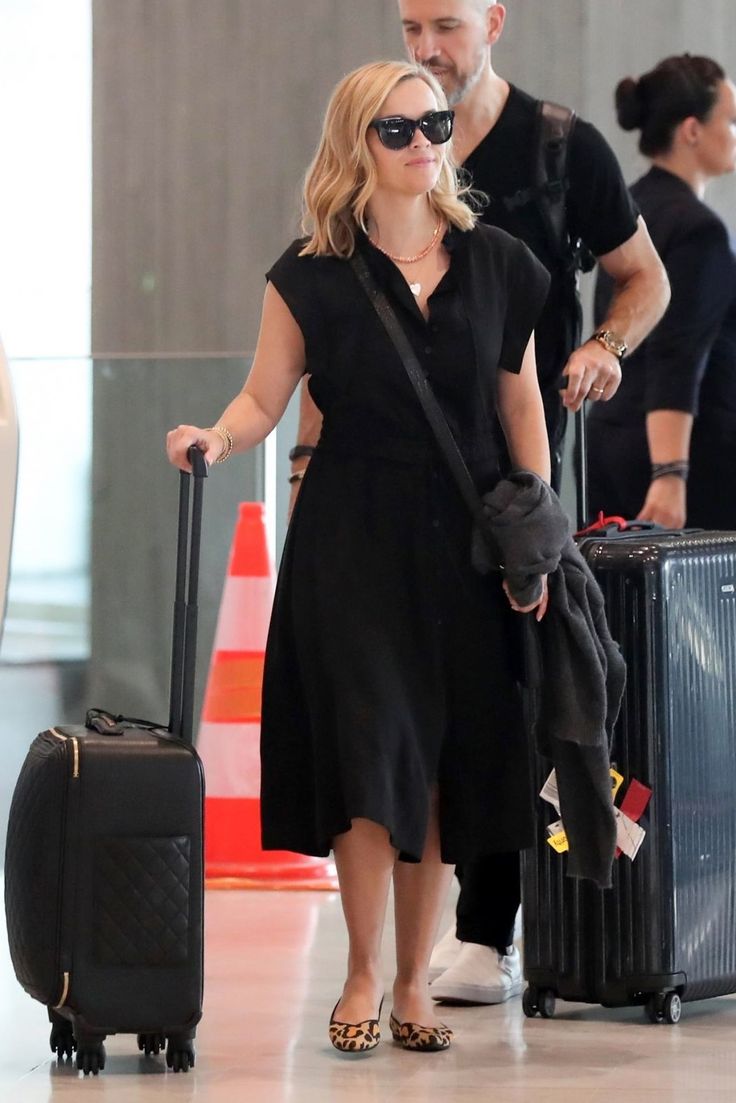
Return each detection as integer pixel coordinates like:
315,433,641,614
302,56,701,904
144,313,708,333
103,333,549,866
645,164,697,197
355,224,467,318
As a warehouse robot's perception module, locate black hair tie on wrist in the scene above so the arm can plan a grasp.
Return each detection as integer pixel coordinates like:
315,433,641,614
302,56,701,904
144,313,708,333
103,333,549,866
288,444,316,462
651,460,689,482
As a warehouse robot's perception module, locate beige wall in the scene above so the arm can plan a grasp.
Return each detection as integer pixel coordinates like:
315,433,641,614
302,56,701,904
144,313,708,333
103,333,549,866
92,0,402,355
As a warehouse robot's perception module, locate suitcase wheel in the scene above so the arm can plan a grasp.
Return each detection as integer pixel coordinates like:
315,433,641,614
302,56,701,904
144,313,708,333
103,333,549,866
49,1020,76,1060
645,991,682,1025
166,1033,196,1073
75,1038,106,1076
137,1032,167,1057
522,986,556,1019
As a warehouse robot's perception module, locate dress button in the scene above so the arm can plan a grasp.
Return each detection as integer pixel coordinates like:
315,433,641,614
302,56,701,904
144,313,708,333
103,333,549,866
432,519,440,529
424,345,433,355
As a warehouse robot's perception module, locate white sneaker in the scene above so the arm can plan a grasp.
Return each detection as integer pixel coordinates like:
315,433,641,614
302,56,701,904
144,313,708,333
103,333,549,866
430,943,523,1004
428,925,463,981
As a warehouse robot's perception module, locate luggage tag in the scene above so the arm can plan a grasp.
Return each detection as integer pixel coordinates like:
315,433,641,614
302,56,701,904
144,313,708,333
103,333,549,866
545,819,569,853
542,769,627,855
540,770,561,813
614,807,646,861
615,778,652,859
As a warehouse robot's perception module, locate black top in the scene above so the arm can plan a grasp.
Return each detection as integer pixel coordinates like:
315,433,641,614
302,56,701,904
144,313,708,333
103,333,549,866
259,223,551,864
593,166,736,424
465,85,639,391
269,222,550,483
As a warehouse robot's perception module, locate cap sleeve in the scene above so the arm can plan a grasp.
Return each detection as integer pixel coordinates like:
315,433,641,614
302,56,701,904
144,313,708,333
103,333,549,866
499,239,551,375
265,239,324,359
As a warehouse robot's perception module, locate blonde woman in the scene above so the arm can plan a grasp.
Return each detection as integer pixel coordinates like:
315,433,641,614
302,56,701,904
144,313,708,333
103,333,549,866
167,60,550,1053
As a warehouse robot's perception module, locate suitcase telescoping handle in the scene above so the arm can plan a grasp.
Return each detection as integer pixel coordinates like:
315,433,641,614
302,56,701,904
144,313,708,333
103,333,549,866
573,406,588,532
168,446,208,743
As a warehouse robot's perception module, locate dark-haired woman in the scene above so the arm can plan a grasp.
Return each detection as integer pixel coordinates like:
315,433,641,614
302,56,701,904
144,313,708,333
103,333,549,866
591,56,736,529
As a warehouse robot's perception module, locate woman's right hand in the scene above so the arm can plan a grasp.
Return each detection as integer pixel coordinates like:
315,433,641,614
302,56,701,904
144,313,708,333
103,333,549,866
166,425,224,472
637,476,687,529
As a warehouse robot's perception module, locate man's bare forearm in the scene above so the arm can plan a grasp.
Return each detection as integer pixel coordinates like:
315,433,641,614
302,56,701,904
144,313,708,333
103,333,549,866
596,217,670,355
599,264,670,355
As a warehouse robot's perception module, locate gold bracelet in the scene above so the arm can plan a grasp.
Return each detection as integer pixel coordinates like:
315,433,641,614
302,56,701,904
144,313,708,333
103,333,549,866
207,425,233,464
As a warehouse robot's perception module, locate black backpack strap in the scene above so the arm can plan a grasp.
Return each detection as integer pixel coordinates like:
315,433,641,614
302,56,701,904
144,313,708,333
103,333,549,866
500,100,572,246
535,100,574,267
501,99,595,280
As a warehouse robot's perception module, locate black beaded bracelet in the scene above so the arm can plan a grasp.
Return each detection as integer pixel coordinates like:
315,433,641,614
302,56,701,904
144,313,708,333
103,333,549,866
651,460,689,482
288,444,316,462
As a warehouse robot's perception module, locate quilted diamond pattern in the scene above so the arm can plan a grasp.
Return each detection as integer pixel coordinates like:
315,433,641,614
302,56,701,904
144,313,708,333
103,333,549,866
4,732,68,1004
93,836,191,967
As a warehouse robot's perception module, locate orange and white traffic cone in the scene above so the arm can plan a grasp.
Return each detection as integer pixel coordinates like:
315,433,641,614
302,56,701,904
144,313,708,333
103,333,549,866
198,502,337,889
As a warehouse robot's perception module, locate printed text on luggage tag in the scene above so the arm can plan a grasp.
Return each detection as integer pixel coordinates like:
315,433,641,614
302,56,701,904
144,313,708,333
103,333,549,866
542,769,630,856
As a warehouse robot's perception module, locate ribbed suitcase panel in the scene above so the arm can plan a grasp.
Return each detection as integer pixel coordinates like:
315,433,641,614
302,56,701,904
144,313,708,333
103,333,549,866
596,561,676,996
664,546,736,1000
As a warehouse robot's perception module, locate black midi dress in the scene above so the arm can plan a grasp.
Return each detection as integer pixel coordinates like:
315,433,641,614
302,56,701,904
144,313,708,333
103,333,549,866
260,222,550,864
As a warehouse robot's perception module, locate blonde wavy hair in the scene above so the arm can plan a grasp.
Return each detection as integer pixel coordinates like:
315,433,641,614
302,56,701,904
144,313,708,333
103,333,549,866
300,61,477,257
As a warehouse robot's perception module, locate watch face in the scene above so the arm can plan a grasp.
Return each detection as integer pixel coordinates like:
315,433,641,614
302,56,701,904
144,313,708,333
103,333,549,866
597,331,627,358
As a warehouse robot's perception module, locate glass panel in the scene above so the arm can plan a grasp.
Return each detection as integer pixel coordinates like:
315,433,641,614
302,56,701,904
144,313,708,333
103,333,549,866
2,358,91,663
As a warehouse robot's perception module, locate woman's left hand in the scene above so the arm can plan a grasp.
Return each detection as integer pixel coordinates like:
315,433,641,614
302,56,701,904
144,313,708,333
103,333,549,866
503,575,549,622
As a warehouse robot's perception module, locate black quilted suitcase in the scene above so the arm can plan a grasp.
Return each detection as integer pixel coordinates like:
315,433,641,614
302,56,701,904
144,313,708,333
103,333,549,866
521,528,736,1025
4,449,207,1074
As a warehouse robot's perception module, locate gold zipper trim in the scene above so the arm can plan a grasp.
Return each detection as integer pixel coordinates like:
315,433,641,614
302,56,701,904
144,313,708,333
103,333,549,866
54,971,70,1010
49,728,79,778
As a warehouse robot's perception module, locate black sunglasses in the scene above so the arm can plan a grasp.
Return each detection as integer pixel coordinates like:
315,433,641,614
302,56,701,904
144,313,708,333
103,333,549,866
369,110,455,151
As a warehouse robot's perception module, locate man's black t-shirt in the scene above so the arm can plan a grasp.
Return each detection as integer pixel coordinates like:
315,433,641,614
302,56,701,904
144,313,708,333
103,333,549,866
464,86,639,407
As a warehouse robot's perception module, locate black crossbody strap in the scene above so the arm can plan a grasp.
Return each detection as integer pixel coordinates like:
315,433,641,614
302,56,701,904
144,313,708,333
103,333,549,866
349,252,486,525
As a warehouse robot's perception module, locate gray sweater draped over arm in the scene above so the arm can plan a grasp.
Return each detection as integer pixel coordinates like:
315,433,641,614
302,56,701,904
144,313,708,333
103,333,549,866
473,470,626,888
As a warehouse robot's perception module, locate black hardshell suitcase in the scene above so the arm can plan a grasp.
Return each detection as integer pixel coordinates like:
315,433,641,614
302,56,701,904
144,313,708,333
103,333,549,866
522,528,736,1024
4,449,207,1073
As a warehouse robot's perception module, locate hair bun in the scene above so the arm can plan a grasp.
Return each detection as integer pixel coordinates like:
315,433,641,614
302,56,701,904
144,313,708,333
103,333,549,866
615,77,645,130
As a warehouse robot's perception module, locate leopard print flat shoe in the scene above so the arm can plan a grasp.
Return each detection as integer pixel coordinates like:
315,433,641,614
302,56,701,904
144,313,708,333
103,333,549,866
329,998,383,1053
389,1011,453,1052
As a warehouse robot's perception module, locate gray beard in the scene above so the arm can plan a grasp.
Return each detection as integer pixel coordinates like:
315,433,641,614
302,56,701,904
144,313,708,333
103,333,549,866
440,48,488,107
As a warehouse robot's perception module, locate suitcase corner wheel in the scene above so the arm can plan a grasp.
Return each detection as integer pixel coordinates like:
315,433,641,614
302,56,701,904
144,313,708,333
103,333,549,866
48,1009,76,1060
73,1029,107,1076
645,990,682,1025
137,1031,167,1056
165,1031,196,1073
522,985,556,1019
138,1029,197,1072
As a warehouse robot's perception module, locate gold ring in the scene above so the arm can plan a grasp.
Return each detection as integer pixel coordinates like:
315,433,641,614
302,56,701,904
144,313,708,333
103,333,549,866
592,386,605,394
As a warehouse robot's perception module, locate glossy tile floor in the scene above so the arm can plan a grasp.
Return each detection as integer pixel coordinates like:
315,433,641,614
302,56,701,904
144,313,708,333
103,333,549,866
2,883,736,1102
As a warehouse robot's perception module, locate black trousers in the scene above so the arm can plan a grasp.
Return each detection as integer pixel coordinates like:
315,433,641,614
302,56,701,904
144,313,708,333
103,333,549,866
454,851,520,953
